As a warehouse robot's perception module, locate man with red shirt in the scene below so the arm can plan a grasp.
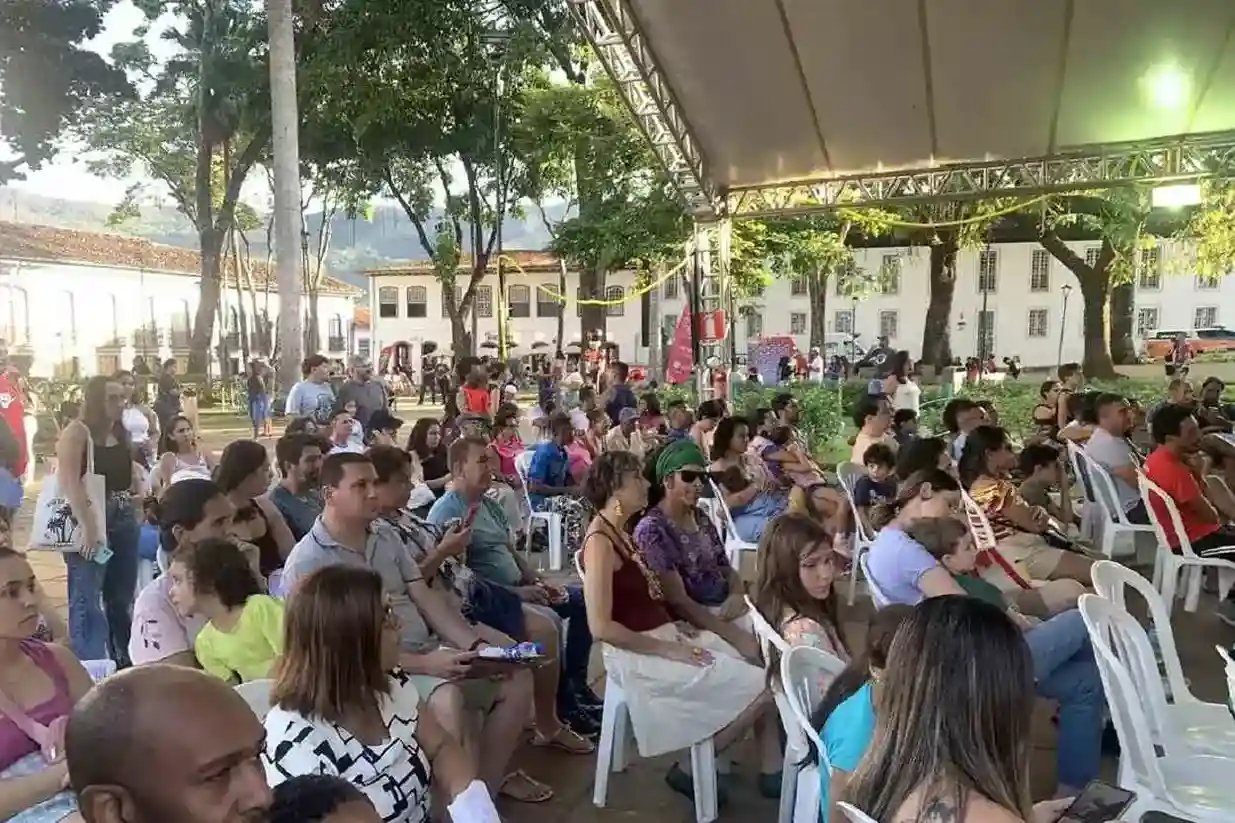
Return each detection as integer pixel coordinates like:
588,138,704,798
1144,403,1235,623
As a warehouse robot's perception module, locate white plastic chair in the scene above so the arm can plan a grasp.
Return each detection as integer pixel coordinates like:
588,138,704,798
1216,646,1235,718
1078,595,1235,821
859,553,892,608
706,479,758,569
835,802,880,823
1068,443,1153,558
579,544,720,823
780,645,846,823
1090,561,1235,758
697,497,726,541
835,461,876,606
234,679,274,720
83,659,116,682
514,450,564,571
745,597,806,823
1138,472,1235,612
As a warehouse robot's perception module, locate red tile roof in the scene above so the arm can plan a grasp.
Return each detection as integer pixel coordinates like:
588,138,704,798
0,221,361,295
364,249,560,276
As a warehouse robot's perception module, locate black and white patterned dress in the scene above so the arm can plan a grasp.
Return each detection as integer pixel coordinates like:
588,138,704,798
262,672,432,823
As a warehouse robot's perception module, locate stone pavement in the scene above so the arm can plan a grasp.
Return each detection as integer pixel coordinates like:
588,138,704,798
19,409,1235,823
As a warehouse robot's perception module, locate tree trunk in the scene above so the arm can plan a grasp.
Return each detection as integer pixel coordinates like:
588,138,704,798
807,269,827,350
268,0,303,392
920,232,958,369
306,290,321,353
579,266,605,348
449,310,471,355
228,232,251,366
189,230,224,374
1109,281,1137,364
1039,231,1118,379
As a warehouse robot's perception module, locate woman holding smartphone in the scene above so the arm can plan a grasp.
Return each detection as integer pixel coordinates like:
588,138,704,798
55,375,140,667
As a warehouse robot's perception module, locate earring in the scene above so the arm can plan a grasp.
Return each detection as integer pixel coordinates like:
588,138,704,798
614,499,624,519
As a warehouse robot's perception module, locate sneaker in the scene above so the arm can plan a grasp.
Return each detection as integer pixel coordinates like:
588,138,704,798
1217,598,1235,628
563,708,601,738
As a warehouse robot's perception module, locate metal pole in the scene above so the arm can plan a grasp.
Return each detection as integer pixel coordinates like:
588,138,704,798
494,59,507,363
1057,286,1072,367
267,0,302,392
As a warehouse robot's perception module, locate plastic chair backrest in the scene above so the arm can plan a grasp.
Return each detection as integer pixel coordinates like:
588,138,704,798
234,679,275,720
744,595,789,661
835,802,880,823
1065,440,1098,505
1074,447,1136,527
513,450,537,514
573,548,584,579
1091,560,1191,705
779,645,846,769
1216,646,1235,718
1077,595,1171,796
696,498,726,540
1137,472,1200,559
707,479,744,540
860,553,892,608
836,462,874,543
959,490,998,551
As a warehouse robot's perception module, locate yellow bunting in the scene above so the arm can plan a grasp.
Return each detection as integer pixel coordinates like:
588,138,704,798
498,254,691,306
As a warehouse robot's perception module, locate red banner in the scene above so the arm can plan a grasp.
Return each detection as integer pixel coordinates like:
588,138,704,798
665,307,694,384
698,310,727,342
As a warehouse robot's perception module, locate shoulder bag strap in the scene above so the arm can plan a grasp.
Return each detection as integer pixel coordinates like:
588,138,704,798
0,682,52,753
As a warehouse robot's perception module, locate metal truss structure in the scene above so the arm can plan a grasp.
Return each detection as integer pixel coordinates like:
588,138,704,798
725,133,1235,219
568,0,719,217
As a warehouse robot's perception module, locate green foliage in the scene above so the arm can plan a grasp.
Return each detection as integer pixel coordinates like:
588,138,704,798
1179,179,1235,279
0,0,131,183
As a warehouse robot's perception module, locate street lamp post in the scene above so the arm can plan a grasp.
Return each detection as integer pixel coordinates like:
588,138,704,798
483,31,512,363
1058,283,1073,367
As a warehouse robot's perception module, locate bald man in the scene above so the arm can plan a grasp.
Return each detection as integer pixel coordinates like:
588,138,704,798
66,665,271,823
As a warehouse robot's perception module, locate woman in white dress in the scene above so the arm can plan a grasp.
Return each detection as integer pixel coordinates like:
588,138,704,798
580,449,773,804
152,415,215,493
263,564,496,823
115,370,159,469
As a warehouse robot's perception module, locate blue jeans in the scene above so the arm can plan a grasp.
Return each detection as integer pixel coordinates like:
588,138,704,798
731,491,787,543
64,495,140,667
549,585,593,692
1024,609,1105,789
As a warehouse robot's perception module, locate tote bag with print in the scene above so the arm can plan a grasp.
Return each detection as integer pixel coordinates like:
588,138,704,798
30,428,106,552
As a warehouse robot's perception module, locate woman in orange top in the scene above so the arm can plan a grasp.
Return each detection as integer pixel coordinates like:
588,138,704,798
457,366,494,419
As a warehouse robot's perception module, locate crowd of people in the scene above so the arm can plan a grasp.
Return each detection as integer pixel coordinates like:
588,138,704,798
3,347,1233,823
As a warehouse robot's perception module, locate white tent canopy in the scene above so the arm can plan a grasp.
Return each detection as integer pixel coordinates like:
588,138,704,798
574,0,1235,216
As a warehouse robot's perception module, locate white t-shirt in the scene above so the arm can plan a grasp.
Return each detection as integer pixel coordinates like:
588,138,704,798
1083,428,1140,512
808,356,825,382
892,380,921,413
263,672,432,823
129,574,208,665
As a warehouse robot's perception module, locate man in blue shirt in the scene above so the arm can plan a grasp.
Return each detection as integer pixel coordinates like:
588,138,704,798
526,413,579,507
603,361,638,426
427,432,601,723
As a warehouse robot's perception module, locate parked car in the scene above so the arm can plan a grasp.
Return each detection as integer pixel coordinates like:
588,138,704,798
1144,327,1235,360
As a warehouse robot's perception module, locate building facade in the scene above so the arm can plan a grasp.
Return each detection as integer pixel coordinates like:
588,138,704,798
0,222,361,378
368,241,1235,370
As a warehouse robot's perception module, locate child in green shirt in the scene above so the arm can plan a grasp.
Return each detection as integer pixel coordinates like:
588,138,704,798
167,536,285,682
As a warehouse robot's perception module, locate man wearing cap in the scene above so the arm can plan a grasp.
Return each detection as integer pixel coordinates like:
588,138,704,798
604,407,646,458
366,408,405,446
337,355,389,428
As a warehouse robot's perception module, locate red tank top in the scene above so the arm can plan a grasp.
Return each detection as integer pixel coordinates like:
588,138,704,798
586,527,672,633
461,386,490,415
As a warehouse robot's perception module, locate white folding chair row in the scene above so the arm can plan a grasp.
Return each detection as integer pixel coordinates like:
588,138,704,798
1137,472,1235,613
513,450,564,571
835,461,876,607
1078,595,1235,821
1066,442,1151,559
706,479,758,569
780,645,847,823
583,557,720,823
746,597,813,823
1090,560,1235,758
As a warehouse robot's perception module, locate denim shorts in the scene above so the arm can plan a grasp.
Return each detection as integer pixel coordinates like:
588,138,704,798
464,577,526,640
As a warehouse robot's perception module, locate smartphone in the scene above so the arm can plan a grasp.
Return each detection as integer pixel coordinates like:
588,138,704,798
463,503,480,527
1057,780,1136,823
91,545,114,565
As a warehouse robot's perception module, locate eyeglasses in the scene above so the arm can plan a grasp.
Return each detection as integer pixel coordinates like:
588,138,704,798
677,469,708,483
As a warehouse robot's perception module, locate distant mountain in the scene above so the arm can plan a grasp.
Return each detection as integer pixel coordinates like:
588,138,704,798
0,188,565,291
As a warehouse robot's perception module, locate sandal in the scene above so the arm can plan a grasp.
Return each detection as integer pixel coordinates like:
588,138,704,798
532,724,596,754
499,770,553,803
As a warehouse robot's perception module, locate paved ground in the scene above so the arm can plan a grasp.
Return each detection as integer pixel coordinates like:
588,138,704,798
21,407,1235,823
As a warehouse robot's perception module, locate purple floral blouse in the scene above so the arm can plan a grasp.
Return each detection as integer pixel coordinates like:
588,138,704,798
633,507,732,607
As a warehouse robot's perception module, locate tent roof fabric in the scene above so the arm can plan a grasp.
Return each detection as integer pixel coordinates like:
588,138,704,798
581,0,1235,215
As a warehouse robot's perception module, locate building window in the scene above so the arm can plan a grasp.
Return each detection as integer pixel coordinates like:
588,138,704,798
977,249,997,293
1030,250,1050,292
1196,271,1221,290
977,310,995,358
1136,307,1159,338
508,285,531,318
745,312,763,339
834,310,854,334
1195,306,1219,328
405,286,427,318
879,310,898,339
474,285,493,318
1085,247,1101,268
663,275,679,300
1027,308,1049,338
327,314,345,351
880,255,900,295
1139,247,1162,289
378,286,398,318
790,312,807,334
358,339,371,359
790,279,807,297
605,286,625,317
170,300,191,348
536,286,561,318
0,285,29,346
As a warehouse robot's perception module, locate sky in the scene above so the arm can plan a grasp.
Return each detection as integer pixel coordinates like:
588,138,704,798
8,1,271,207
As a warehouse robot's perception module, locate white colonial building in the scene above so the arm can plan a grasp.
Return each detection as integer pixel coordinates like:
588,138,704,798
368,241,1235,370
0,221,361,378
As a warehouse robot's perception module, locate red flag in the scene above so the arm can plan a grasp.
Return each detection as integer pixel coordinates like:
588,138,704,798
665,307,694,384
